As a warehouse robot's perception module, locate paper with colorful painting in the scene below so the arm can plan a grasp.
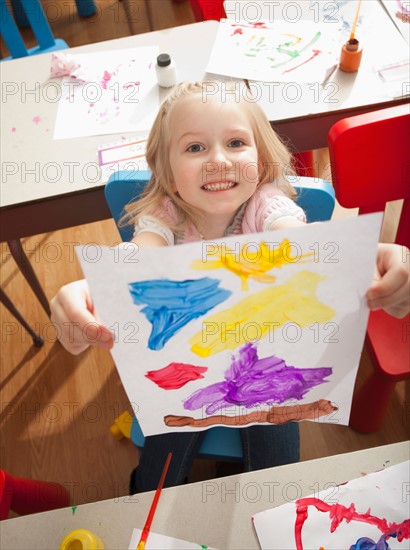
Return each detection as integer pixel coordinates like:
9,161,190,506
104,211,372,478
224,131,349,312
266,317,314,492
206,19,339,83
128,529,216,549
77,214,381,437
252,460,410,550
53,47,159,139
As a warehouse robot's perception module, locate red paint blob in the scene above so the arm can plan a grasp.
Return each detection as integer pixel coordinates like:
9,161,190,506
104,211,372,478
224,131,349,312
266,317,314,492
146,363,208,390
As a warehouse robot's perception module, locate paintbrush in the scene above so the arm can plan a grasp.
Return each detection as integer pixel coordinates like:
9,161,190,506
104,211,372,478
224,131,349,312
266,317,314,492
349,0,362,41
136,452,172,550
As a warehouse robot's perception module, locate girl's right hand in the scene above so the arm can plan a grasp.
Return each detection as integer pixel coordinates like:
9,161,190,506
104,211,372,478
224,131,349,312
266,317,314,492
50,279,114,355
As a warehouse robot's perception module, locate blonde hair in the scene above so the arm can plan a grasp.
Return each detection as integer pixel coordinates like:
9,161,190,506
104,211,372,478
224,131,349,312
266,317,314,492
120,81,296,234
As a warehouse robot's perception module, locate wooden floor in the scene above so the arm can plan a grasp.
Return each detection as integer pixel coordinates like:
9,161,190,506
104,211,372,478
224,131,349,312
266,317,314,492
1,0,409,511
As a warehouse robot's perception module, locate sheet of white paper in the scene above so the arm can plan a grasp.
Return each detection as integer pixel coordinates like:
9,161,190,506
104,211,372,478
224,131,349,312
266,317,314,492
54,47,159,139
128,529,216,550
253,460,410,550
77,214,382,437
206,19,339,83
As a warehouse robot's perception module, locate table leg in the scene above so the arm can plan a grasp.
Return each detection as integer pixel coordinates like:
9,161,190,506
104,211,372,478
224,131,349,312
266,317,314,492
7,240,51,317
0,288,44,347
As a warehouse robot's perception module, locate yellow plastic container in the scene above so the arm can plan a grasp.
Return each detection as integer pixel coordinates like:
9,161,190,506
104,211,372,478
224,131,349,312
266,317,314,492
110,410,133,440
59,529,104,550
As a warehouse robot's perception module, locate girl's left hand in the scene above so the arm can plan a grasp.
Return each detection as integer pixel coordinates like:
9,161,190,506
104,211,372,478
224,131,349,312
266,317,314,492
366,243,410,319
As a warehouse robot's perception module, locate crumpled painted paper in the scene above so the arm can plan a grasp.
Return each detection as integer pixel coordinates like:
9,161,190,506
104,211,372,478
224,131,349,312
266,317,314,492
50,52,90,82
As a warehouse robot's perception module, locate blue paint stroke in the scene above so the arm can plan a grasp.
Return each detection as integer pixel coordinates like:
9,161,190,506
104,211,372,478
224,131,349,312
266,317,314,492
128,278,231,350
184,342,332,414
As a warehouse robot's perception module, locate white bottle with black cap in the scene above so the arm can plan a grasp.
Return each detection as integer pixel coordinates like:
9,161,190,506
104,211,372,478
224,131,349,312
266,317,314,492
155,53,177,88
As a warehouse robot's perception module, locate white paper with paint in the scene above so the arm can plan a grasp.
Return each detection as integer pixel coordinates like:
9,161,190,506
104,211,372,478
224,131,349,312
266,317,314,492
128,529,216,550
77,214,382,437
205,19,339,83
54,47,159,139
253,460,410,550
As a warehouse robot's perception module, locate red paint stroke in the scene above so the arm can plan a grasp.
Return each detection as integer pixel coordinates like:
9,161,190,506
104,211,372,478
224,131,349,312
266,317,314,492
146,363,208,390
231,28,243,36
283,49,321,74
32,116,41,124
231,22,268,29
294,497,410,550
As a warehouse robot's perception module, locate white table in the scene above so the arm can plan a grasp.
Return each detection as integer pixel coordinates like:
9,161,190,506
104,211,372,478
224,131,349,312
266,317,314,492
0,441,408,549
223,0,410,150
1,13,408,242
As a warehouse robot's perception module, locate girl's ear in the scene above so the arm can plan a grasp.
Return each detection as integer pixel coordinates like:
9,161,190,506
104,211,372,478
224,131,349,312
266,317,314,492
170,179,177,193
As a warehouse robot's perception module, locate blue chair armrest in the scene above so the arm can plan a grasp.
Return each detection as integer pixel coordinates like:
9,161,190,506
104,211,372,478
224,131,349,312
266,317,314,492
292,176,335,222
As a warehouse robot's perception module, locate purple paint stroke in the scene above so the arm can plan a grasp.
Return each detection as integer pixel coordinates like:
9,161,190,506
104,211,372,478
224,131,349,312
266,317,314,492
184,342,332,415
350,536,391,550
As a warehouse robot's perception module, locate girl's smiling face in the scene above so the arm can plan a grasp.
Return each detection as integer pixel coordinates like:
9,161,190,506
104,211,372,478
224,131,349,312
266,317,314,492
167,95,259,235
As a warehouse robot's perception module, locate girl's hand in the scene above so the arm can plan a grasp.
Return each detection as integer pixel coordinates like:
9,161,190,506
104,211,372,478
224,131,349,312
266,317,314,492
50,279,114,355
366,243,410,319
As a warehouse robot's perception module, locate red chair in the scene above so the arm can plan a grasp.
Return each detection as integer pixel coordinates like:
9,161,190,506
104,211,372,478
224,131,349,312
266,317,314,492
188,0,315,176
328,103,410,433
0,470,70,520
189,0,226,20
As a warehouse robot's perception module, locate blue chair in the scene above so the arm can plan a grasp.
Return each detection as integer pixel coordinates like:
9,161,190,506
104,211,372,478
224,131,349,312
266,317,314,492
1,0,69,61
105,170,335,462
9,0,96,28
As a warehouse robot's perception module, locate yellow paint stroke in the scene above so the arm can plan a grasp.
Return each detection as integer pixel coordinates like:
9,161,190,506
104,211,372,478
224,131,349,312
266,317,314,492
190,271,335,357
284,33,302,46
191,239,314,291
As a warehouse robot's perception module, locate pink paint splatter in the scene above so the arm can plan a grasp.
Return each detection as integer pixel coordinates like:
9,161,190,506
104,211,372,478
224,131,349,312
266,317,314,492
100,70,113,90
11,127,16,133
123,81,140,90
32,116,42,124
146,363,208,390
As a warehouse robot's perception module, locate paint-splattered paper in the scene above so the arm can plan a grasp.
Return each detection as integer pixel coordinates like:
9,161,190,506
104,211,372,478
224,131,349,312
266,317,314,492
77,214,381,437
252,460,410,550
128,529,215,549
53,47,159,139
206,19,339,83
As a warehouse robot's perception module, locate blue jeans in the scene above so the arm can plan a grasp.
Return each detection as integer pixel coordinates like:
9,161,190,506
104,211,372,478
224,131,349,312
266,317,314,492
129,423,300,494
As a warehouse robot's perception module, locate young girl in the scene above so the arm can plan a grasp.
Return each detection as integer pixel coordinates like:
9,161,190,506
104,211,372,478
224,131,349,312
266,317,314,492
51,81,410,493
